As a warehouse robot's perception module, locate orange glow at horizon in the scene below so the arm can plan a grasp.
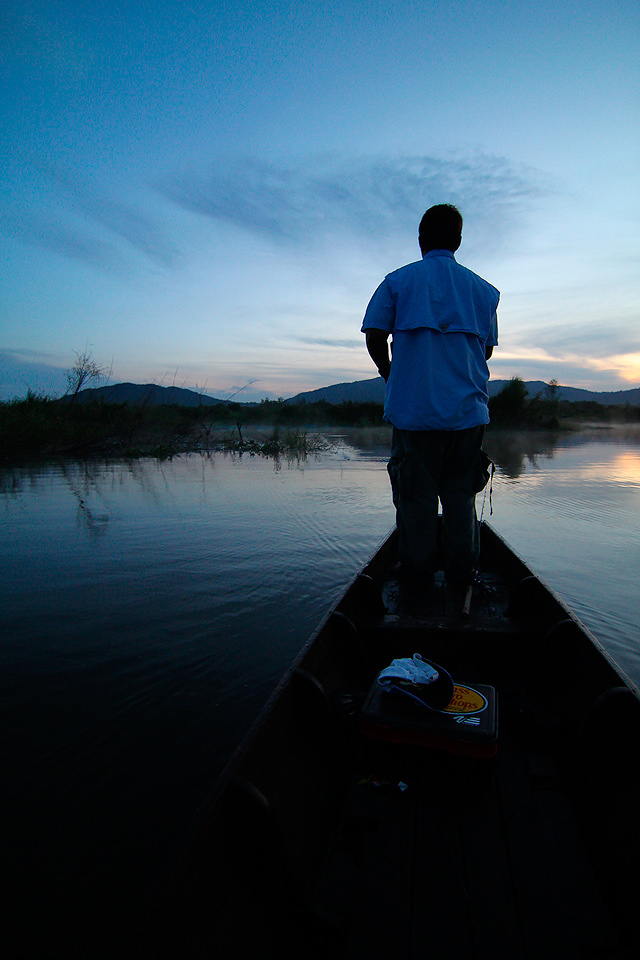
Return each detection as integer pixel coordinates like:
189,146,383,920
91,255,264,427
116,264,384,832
490,348,640,387
590,353,640,384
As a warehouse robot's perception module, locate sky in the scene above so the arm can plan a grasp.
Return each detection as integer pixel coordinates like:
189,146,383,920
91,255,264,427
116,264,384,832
1,0,639,402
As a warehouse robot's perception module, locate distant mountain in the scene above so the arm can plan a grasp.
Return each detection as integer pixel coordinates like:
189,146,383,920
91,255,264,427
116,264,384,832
288,378,640,407
287,378,386,404
491,380,640,404
69,378,640,408
66,382,223,406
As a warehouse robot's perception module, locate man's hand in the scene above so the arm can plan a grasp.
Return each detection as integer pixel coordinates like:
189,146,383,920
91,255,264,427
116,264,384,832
365,329,391,382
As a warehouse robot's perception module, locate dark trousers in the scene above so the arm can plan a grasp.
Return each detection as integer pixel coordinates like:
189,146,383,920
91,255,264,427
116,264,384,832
388,425,487,582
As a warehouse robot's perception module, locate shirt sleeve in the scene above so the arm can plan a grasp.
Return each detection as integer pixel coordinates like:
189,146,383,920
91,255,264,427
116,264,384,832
487,306,499,347
361,279,395,333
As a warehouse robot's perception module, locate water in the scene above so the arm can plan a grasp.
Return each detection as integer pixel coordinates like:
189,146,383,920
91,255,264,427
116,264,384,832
2,428,639,957
483,428,640,681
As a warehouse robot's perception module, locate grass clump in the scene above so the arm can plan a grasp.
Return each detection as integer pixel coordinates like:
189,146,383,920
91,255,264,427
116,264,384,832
0,394,335,464
220,426,331,458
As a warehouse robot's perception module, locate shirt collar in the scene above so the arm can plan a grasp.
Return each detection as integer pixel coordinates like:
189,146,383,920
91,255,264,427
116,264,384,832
422,249,456,260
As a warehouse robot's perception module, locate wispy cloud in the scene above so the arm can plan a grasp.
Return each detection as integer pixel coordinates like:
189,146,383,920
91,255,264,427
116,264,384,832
1,161,179,270
293,336,362,349
0,348,68,400
161,153,549,255
507,314,640,359
1,207,127,269
47,166,179,268
3,153,548,272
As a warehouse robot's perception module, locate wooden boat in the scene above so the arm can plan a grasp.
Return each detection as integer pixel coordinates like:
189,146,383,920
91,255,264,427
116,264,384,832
128,523,640,960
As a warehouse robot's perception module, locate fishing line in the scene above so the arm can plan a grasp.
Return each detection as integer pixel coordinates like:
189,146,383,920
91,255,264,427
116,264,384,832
479,459,495,523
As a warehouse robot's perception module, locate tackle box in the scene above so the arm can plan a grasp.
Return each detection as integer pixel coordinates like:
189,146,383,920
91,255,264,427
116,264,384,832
360,675,498,759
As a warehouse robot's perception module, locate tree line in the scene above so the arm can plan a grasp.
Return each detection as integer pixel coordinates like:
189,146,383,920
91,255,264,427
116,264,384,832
2,376,638,462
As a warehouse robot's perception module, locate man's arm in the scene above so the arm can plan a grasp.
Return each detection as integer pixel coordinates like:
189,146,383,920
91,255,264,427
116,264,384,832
365,328,391,382
486,307,498,360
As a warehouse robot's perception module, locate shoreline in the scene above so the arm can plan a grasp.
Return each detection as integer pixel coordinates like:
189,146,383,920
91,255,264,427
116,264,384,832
3,421,640,470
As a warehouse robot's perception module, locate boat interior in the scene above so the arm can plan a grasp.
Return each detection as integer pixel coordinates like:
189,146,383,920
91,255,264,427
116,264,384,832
129,525,640,960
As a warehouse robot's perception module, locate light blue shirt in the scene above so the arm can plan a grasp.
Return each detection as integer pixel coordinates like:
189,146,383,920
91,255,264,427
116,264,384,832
362,250,499,431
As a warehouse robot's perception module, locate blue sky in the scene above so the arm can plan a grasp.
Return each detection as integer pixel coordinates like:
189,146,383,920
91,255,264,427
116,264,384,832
1,0,639,401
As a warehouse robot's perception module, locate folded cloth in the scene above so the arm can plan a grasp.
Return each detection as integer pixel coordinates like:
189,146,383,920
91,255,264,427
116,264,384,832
378,653,439,687
378,653,454,711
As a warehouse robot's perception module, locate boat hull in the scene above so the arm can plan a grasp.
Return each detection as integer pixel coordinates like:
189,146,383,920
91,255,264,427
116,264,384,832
127,523,640,959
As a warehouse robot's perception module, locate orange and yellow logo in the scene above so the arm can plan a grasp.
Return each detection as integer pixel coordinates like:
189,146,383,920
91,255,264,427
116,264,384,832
442,684,487,715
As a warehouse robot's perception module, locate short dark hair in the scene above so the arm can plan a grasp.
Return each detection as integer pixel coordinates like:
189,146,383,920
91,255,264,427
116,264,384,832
418,204,463,253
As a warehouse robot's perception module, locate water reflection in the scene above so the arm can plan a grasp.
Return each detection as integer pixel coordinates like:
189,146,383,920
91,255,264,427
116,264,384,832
333,425,392,459
608,449,640,486
0,446,324,531
2,434,640,960
336,424,563,479
483,430,560,478
2,426,634,508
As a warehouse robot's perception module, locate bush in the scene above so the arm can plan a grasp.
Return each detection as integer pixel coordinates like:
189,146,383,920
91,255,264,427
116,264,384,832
489,377,560,429
489,377,529,425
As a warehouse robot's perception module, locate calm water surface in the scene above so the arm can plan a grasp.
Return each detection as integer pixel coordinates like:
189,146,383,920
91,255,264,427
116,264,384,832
2,428,639,957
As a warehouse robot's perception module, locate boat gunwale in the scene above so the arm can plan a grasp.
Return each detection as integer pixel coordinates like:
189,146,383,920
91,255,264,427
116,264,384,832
483,522,640,698
206,526,398,804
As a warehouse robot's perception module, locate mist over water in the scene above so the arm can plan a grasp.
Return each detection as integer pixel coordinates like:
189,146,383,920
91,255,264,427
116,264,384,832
2,428,639,957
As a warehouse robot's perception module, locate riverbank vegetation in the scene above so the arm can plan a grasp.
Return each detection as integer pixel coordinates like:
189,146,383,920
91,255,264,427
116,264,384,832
1,378,639,463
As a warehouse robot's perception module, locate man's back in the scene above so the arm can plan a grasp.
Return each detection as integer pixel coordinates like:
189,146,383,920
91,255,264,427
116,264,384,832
362,249,499,430
361,203,499,583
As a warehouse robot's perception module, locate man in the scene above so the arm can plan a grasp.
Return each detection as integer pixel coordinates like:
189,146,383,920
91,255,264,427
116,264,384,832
362,204,499,585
